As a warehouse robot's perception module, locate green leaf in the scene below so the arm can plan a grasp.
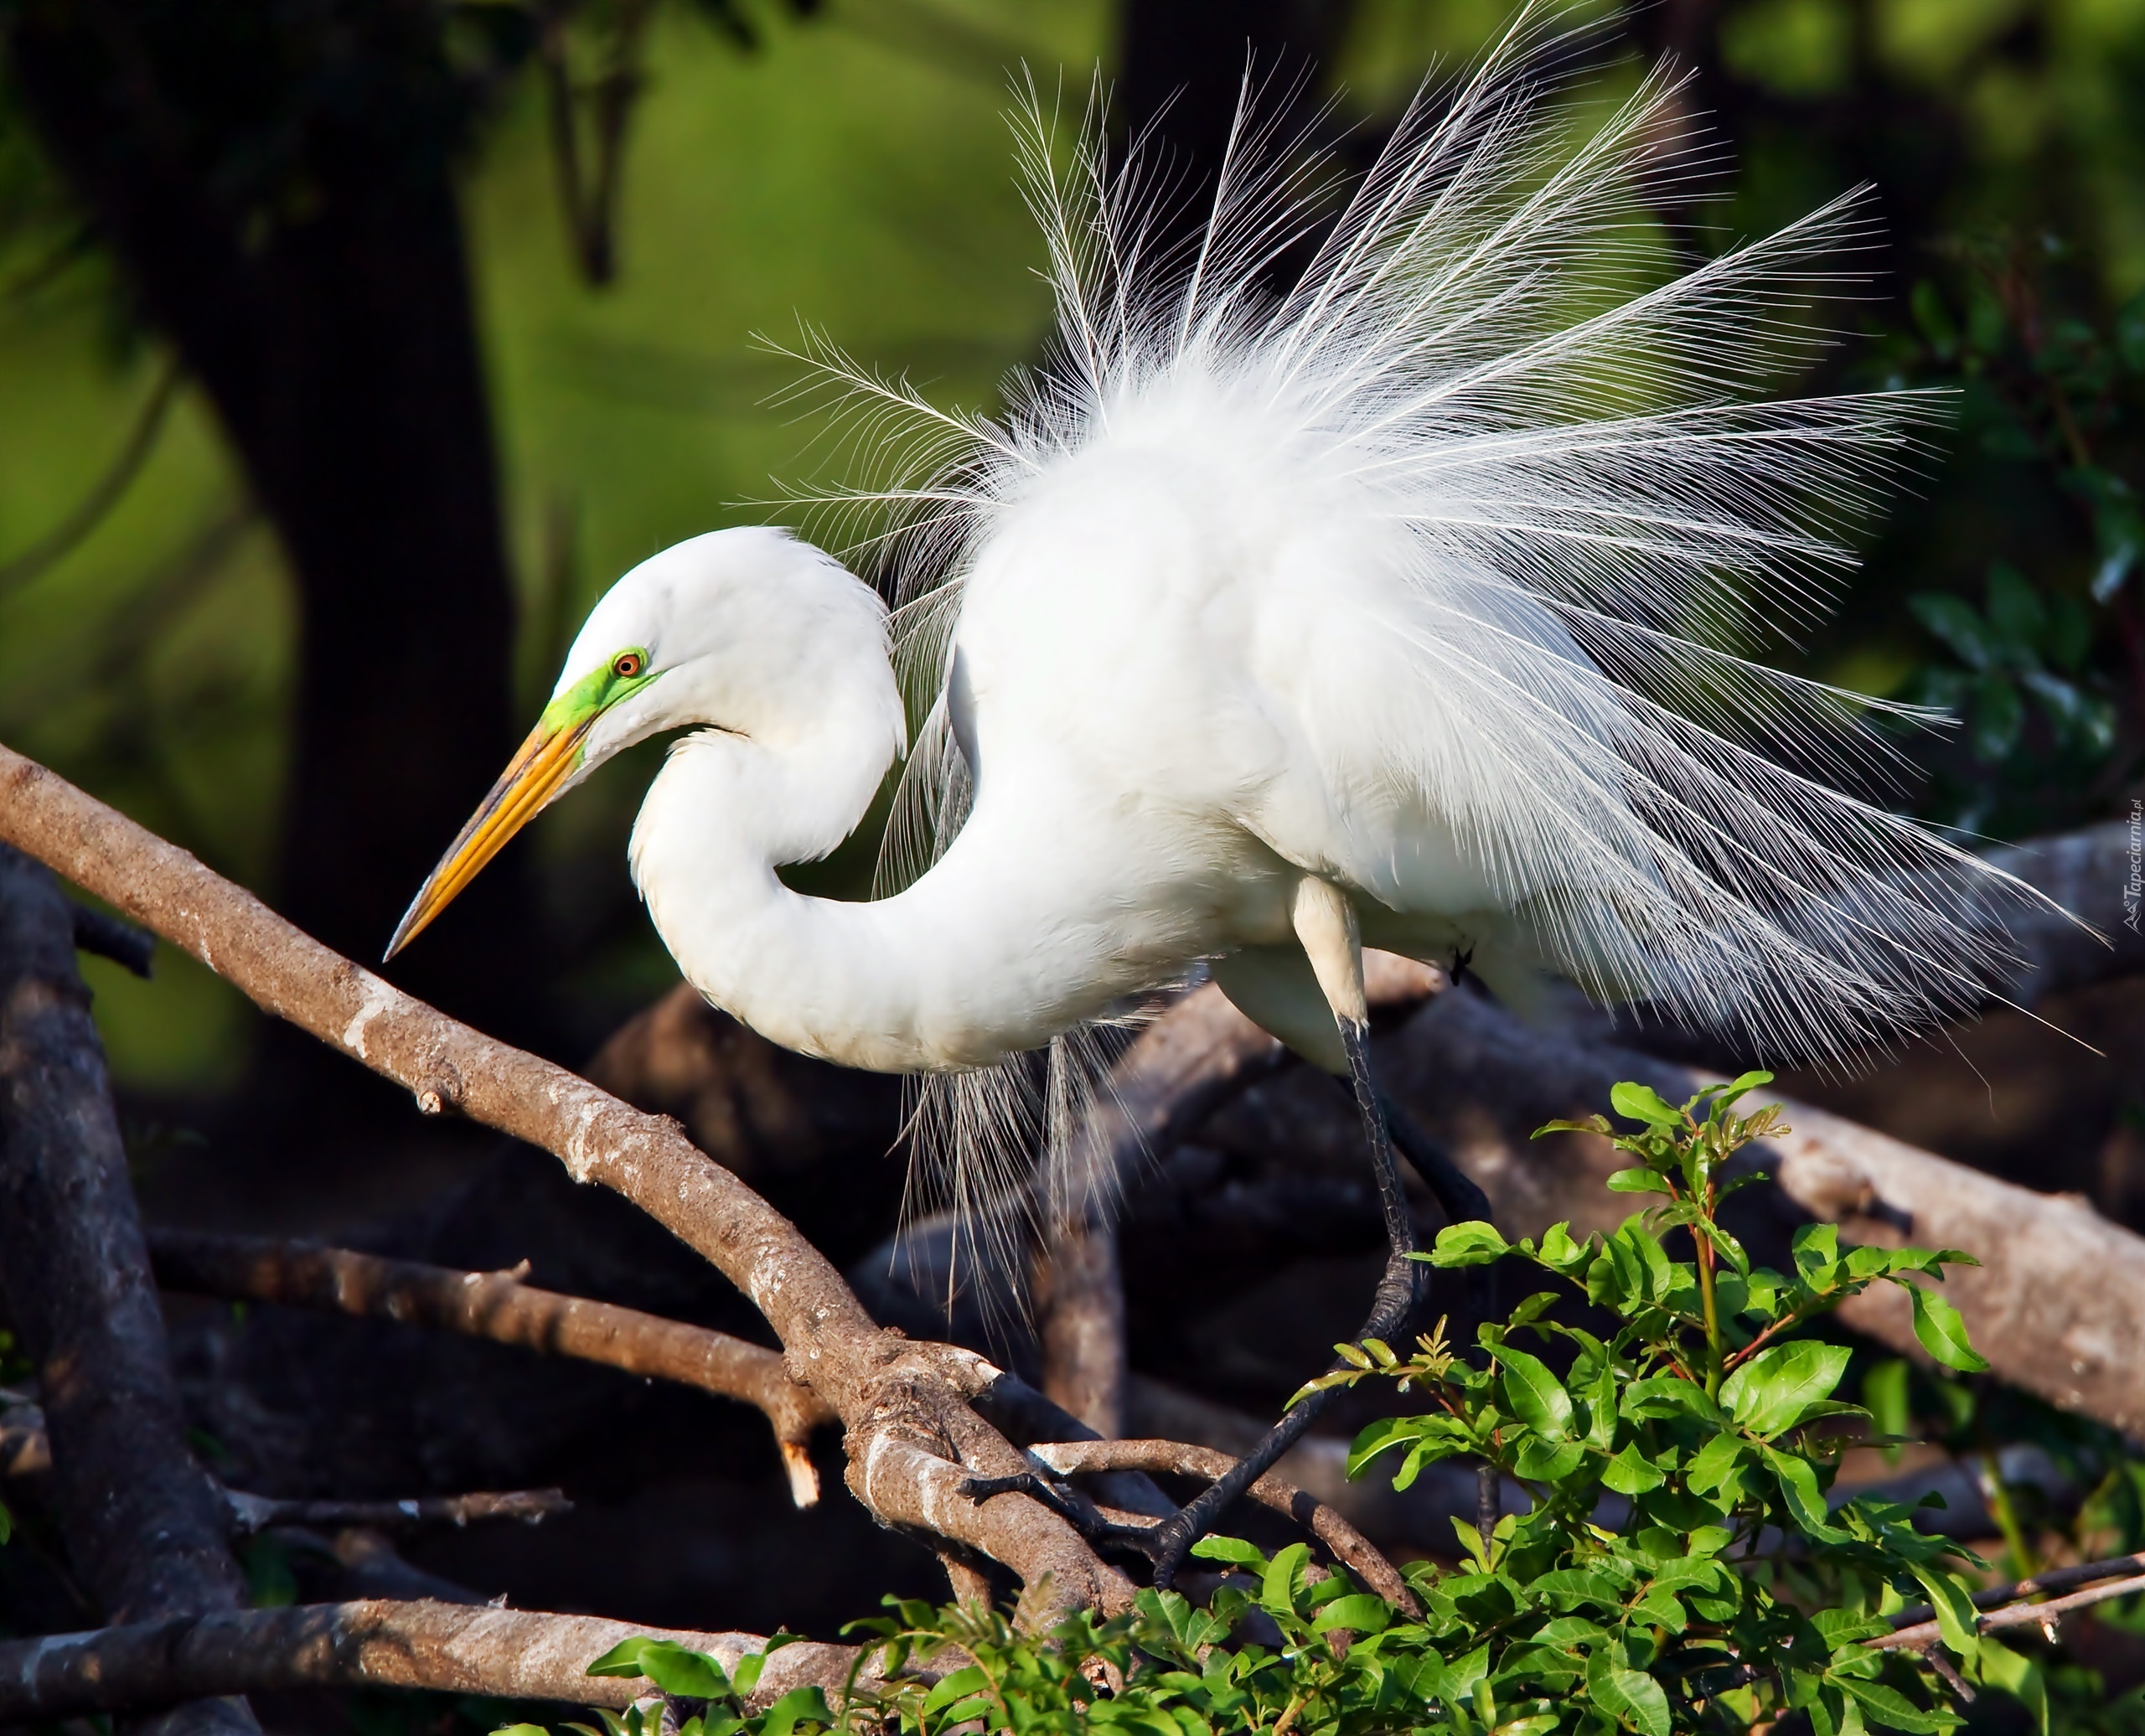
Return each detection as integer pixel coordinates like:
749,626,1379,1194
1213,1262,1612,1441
1189,1534,1266,1568
1863,1359,1910,1461
1834,1676,1954,1733
1763,1444,1848,1542
1604,1442,1664,1493
1587,1651,1672,1736
1905,1284,1989,1372
1536,1221,1593,1274
1685,1432,1747,1496
1717,1068,1775,1102
1605,1168,1672,1195
1498,1347,1574,1439
758,1687,832,1736
1310,1594,1393,1635
1972,673,2024,762
1620,1377,1720,1423
1792,1222,1840,1285
587,1639,731,1698
1505,1290,1563,1331
1512,1436,1587,1481
1721,1341,1853,1437
1432,1222,1510,1267
1907,1562,1983,1659
921,1666,989,1718
1260,1542,1310,1617
1533,1568,1629,1613
1610,1082,1682,1129
1985,562,2044,643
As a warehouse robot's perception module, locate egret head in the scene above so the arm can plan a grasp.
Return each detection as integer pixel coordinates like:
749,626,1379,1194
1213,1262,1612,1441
385,525,887,959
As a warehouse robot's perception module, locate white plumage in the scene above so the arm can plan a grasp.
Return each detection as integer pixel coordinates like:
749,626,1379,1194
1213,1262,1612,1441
395,20,2038,1238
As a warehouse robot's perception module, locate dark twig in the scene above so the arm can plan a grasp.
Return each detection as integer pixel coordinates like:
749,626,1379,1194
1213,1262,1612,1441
0,844,257,1736
0,1599,884,1721
1028,1438,1418,1614
70,900,156,976
148,1227,834,1507
222,1487,571,1536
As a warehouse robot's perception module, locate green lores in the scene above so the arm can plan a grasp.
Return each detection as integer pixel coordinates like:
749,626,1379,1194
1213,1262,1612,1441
540,645,659,745
506,1080,2039,1736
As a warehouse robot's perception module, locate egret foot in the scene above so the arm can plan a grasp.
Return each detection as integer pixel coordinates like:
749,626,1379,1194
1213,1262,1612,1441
958,1468,1173,1562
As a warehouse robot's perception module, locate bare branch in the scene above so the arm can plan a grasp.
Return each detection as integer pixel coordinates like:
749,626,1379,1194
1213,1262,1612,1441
1884,1549,2145,1633
1872,1572,2145,1653
222,1487,571,1536
1030,1439,1417,1612
0,743,1129,1615
149,1227,834,1508
0,1599,885,1722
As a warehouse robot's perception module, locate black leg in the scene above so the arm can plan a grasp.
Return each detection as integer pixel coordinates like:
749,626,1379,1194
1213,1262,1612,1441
1377,1088,1505,1555
1145,1017,1424,1590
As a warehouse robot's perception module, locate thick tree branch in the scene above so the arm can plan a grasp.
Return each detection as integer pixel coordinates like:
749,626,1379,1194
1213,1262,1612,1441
0,1599,883,1722
149,1227,834,1506
0,744,1128,1615
0,843,257,1736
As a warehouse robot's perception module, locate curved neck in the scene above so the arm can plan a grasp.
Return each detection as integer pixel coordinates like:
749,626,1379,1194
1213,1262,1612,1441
630,692,1140,1073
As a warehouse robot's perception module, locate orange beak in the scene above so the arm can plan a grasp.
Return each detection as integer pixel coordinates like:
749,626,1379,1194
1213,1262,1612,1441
385,714,592,959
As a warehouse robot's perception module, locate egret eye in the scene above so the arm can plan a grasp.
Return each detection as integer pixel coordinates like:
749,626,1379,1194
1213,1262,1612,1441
612,651,645,679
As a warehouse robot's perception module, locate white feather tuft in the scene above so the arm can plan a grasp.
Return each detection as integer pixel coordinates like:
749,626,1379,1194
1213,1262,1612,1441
770,12,2066,1299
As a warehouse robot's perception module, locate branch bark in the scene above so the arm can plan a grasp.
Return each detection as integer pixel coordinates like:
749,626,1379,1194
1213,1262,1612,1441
0,743,1129,1616
1871,1573,2145,1653
1028,1439,1416,1611
222,1487,571,1535
0,1599,883,1722
0,843,257,1736
149,1227,835,1506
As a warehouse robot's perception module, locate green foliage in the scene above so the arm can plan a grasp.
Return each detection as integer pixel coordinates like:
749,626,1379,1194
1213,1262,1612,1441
561,1633,832,1736
1288,1075,2018,1733
1883,244,2145,834
499,1082,2081,1736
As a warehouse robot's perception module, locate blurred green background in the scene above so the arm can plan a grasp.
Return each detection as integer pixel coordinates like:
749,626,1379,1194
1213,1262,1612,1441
1,0,2141,1112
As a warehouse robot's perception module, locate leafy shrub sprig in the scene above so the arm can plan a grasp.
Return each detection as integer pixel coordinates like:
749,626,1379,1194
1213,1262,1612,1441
1296,1072,2025,1735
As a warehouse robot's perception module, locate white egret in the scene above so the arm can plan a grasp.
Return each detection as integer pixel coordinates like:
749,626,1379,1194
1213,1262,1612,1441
388,27,2037,1578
